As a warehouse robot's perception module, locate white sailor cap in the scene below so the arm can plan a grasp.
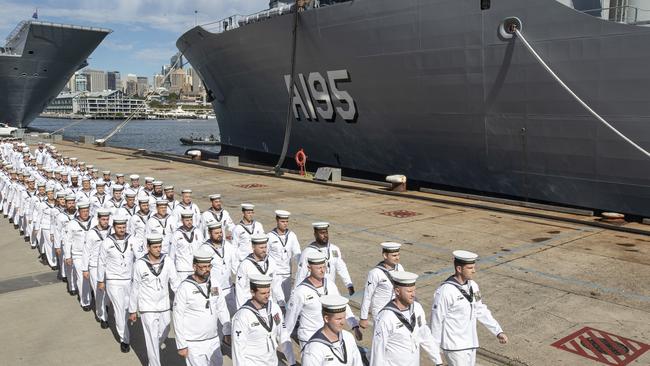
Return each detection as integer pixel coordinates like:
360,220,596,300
95,181,106,187
275,210,290,219
102,170,111,175
312,222,330,230
209,194,221,200
36,181,45,187
116,173,124,177
81,177,90,182
60,170,69,175
153,180,163,186
241,203,255,211
137,197,150,204
91,168,98,173
96,208,111,217
129,174,139,180
79,161,86,166
453,250,478,264
87,165,94,169
113,217,128,225
251,233,268,245
64,195,76,201
70,157,78,161
45,186,55,192
193,246,214,263
381,242,402,253
155,199,168,206
70,172,79,178
164,185,174,191
144,176,154,183
22,147,29,152
56,192,67,198
207,221,222,230
249,273,273,289
181,189,192,194
306,252,327,265
146,234,163,245
390,271,418,287
180,210,194,219
320,294,349,313
26,177,35,182
112,184,124,191
125,190,137,198
76,201,90,209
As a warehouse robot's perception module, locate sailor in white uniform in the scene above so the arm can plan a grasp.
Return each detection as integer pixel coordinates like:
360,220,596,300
55,195,77,293
234,233,284,309
231,203,264,262
145,199,176,254
285,252,361,350
359,242,405,329
173,189,202,226
106,184,125,216
370,271,438,366
34,186,58,268
430,250,508,366
97,217,137,353
90,181,109,216
82,208,112,328
164,185,180,212
100,170,113,195
128,197,152,259
301,295,363,366
173,246,232,366
266,209,301,303
295,222,355,296
64,200,94,310
231,273,295,366
129,234,181,366
169,210,204,279
198,221,237,315
117,191,138,218
126,174,143,196
199,194,235,239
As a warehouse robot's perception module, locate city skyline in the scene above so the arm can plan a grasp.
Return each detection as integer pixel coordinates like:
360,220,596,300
0,0,268,78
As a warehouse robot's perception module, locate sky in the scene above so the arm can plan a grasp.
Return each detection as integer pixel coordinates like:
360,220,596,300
0,0,269,80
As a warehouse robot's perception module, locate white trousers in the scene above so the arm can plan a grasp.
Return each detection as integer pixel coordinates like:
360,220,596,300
445,348,477,366
72,256,91,306
40,229,57,267
278,274,292,305
186,337,222,366
106,279,131,343
89,267,106,321
141,311,171,366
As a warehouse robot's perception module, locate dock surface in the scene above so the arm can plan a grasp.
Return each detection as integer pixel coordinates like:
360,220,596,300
1,141,649,365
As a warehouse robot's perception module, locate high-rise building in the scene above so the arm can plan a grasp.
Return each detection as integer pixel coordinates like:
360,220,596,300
169,68,187,94
170,52,184,70
153,74,165,90
187,68,206,96
82,69,107,92
126,80,138,97
75,74,88,92
136,76,149,97
107,71,120,91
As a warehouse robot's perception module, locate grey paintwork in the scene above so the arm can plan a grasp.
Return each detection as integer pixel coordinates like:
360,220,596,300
0,22,110,127
177,0,650,217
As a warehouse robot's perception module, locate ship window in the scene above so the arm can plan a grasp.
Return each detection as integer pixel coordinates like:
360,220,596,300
28,50,34,54
481,0,490,10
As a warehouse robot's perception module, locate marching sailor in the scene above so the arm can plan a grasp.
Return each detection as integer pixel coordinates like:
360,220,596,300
90,181,109,216
127,174,143,196
55,195,77,293
145,199,176,254
169,210,204,279
173,189,201,226
118,190,138,218
234,233,284,309
129,234,181,366
285,252,361,349
231,203,264,262
82,208,112,328
150,180,165,205
359,242,405,329
163,185,179,212
106,184,125,216
100,170,113,194
231,273,295,366
128,197,152,259
199,194,235,239
295,222,355,296
34,186,58,268
97,217,137,353
266,210,301,303
301,295,363,366
430,250,508,366
64,200,94,310
370,271,438,366
76,176,94,202
198,221,237,315
173,246,232,366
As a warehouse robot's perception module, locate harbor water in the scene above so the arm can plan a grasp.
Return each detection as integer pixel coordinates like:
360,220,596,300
29,118,221,155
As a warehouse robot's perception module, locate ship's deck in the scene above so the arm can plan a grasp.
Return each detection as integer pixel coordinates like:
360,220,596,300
1,140,648,365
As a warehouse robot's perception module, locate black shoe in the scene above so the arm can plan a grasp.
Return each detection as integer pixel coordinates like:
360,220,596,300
82,305,92,312
61,277,67,283
120,342,130,353
69,290,78,296
100,320,109,329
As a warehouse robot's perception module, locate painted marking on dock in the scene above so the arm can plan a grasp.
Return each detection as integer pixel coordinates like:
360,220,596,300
551,327,649,365
0,272,59,295
235,183,268,189
380,210,420,218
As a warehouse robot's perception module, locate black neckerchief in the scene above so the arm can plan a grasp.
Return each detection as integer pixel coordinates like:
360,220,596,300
308,242,330,260
238,220,256,235
124,205,136,216
205,240,225,261
142,254,166,277
245,253,269,274
184,276,211,309
110,198,123,208
152,214,170,235
298,277,328,297
374,261,397,282
444,276,474,303
80,189,92,199
241,299,274,332
179,202,193,210
26,190,34,197
179,226,196,243
95,193,105,204
381,301,416,333
270,228,290,248
136,211,150,225
92,226,109,241
108,234,131,254
307,330,347,364
208,208,224,222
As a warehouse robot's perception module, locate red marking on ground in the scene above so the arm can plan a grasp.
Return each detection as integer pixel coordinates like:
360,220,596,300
380,210,421,218
235,183,268,189
551,326,650,366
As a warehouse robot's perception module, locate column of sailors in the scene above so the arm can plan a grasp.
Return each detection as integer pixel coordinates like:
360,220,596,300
0,139,508,366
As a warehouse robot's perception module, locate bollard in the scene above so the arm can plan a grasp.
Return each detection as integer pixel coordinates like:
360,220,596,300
386,174,407,192
187,150,202,161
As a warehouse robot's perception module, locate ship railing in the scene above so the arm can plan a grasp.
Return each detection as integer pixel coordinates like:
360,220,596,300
200,3,295,34
5,20,29,44
5,20,111,44
580,5,650,25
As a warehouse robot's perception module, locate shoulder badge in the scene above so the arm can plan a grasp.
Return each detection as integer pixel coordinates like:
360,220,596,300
332,250,339,258
273,313,281,325
210,287,219,296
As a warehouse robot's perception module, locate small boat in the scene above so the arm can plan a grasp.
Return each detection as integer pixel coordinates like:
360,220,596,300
180,136,220,145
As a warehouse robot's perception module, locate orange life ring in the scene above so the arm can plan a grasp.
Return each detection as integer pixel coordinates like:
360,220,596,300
295,149,307,167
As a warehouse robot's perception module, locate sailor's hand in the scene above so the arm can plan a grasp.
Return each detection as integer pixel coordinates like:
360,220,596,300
223,335,231,346
347,285,355,296
226,234,232,240
497,332,508,344
359,319,369,329
82,271,89,279
55,248,61,256
178,348,189,358
98,282,105,290
50,234,54,241
353,326,363,341
129,313,137,323
65,258,72,266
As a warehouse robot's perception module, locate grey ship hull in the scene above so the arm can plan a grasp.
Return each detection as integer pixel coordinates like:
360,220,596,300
0,22,110,127
178,0,650,217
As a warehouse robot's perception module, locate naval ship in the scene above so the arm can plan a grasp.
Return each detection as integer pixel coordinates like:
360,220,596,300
177,0,650,217
0,20,111,128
